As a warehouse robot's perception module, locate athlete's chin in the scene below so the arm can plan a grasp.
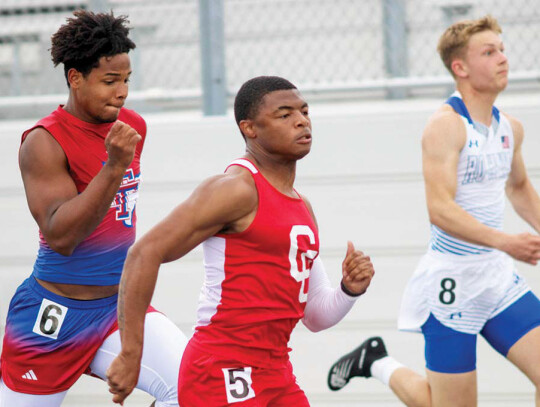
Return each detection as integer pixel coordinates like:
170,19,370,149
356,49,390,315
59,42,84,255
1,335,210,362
99,112,121,123
294,148,311,160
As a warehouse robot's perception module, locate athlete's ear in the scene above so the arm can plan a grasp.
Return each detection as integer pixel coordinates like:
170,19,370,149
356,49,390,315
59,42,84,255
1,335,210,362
239,119,256,140
451,58,468,79
67,68,84,89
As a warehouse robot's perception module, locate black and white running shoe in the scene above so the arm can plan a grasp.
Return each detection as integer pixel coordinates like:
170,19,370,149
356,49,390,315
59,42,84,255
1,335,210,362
327,336,388,391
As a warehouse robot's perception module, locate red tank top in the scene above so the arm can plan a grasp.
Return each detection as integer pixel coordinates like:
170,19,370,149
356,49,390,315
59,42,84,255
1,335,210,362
21,106,146,285
193,158,320,367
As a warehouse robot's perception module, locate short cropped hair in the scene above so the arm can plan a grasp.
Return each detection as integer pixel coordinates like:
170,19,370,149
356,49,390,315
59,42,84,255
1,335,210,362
437,15,502,77
51,10,136,86
234,76,297,137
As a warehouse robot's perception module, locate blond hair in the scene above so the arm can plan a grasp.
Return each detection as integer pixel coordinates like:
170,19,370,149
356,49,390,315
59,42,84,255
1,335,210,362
437,15,502,76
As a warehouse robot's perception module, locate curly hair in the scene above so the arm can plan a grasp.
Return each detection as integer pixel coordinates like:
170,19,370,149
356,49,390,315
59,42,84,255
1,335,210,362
234,76,297,138
437,15,502,77
51,10,136,86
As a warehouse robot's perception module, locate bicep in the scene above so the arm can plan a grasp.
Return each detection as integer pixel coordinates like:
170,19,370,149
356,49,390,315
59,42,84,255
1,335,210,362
422,117,463,205
134,174,258,263
19,129,78,230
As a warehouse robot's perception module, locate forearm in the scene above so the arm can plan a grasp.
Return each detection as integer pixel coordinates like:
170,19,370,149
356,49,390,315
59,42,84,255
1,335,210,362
507,180,540,233
429,200,508,249
302,257,357,332
43,162,127,254
117,245,160,358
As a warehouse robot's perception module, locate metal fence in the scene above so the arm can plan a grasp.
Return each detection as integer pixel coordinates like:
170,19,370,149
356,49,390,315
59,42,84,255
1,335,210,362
0,0,539,114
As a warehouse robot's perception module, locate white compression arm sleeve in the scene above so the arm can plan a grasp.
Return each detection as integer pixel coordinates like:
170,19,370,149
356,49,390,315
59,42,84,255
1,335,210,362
302,256,358,332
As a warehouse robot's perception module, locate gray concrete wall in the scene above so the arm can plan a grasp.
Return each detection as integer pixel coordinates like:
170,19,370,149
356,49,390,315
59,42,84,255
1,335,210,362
1,91,540,405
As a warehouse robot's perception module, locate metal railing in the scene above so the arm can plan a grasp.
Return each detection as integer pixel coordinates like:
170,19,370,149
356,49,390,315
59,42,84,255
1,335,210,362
0,0,538,116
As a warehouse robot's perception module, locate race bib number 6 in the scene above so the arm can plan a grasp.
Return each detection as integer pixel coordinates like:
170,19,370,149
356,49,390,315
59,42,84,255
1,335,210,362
222,367,255,403
32,299,68,339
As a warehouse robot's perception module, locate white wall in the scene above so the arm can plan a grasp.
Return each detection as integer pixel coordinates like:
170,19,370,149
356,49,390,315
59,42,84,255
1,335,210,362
1,92,540,406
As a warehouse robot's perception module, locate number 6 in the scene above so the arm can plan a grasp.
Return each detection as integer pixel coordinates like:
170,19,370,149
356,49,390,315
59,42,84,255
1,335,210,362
32,299,68,339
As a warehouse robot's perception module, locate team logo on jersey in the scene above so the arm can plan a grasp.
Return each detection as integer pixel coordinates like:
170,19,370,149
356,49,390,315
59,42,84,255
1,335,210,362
289,225,319,303
111,168,141,227
462,152,511,184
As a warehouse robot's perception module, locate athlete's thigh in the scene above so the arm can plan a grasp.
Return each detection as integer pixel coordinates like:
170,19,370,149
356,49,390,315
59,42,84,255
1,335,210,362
481,291,540,384
426,369,477,407
481,290,540,364
506,326,540,385
90,311,188,403
0,378,66,407
268,383,309,407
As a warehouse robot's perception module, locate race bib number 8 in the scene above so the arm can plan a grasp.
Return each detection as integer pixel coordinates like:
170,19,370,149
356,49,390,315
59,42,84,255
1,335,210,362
222,367,255,403
32,299,68,339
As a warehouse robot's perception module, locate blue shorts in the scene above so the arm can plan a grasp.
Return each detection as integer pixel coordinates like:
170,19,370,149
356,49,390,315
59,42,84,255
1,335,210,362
422,291,540,373
0,277,118,394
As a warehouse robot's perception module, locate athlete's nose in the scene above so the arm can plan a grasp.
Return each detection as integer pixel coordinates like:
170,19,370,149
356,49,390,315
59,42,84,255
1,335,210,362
295,110,309,127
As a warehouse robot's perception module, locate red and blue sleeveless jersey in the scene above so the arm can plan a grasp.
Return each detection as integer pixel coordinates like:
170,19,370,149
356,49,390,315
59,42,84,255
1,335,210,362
193,158,320,367
21,106,146,285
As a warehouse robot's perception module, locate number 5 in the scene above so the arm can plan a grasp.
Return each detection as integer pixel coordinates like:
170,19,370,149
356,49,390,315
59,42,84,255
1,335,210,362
222,367,255,403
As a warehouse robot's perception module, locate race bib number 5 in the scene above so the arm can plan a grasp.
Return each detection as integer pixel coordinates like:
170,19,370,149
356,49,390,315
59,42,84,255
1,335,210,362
222,367,255,403
32,299,68,339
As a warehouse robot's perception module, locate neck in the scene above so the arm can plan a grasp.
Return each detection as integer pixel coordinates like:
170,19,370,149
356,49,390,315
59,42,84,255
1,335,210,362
63,95,96,124
244,151,297,198
456,83,499,126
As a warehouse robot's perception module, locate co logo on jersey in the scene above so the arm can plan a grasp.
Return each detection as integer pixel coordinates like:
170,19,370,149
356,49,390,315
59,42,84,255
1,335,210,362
289,225,318,303
111,168,140,227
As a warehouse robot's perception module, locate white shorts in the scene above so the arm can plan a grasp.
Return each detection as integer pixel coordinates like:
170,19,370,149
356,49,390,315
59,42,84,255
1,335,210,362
398,250,530,334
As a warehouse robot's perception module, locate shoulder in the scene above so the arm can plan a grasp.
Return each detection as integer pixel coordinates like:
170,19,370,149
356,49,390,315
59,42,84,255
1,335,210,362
21,126,62,153
22,110,61,143
195,165,258,214
422,105,466,150
500,110,524,144
20,127,67,172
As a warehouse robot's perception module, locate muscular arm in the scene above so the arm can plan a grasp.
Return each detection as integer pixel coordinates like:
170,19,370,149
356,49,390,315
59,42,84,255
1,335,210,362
19,122,140,255
504,116,540,232
107,169,258,403
424,109,540,264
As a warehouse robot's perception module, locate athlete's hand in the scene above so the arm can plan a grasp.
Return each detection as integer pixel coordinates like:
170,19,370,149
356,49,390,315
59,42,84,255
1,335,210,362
499,233,540,265
341,241,374,296
106,352,141,405
105,120,142,171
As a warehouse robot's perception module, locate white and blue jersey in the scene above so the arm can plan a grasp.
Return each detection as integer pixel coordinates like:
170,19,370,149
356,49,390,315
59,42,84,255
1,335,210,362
399,92,531,335
429,91,514,256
